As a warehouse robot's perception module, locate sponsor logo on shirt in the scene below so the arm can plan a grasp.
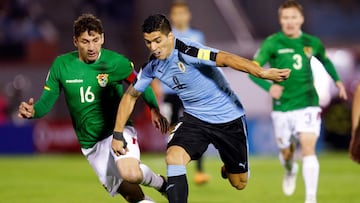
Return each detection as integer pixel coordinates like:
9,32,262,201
278,48,294,54
65,79,83,83
96,73,109,87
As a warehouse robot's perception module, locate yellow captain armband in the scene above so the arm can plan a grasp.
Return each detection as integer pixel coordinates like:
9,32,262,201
197,48,211,60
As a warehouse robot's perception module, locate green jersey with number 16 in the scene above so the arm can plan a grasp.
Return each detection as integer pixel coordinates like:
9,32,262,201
250,31,340,112
33,48,158,148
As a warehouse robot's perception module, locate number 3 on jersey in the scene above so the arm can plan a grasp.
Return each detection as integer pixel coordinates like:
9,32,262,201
292,54,302,70
80,86,95,103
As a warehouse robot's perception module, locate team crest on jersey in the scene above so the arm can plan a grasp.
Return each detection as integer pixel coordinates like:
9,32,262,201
303,46,313,58
177,62,186,72
96,73,109,87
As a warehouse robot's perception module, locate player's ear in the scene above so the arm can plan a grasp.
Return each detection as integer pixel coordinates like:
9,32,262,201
73,36,78,48
300,14,304,25
168,32,174,40
100,33,105,45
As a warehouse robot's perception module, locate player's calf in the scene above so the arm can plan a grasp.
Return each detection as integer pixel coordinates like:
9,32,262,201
117,181,145,203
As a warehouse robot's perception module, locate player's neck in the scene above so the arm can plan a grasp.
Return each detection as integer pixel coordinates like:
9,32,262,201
284,30,302,39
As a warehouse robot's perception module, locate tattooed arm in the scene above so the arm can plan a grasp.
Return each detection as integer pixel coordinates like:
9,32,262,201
112,84,142,156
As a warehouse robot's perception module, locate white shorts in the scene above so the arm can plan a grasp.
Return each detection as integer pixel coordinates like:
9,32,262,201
81,126,140,196
271,106,322,149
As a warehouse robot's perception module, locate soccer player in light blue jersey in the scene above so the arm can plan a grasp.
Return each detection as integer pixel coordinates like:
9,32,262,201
111,14,290,203
167,1,209,185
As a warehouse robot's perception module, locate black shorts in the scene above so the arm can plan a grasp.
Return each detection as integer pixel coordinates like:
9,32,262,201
167,113,249,174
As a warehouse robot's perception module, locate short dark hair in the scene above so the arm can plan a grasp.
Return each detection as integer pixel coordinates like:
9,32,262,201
142,14,172,35
73,13,104,38
278,0,303,16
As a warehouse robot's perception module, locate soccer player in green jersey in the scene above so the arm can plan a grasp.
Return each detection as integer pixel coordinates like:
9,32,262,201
249,1,347,203
18,14,168,203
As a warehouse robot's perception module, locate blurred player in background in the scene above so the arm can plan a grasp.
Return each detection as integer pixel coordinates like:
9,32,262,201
18,14,167,203
350,82,360,163
153,1,210,185
249,1,347,203
112,14,290,203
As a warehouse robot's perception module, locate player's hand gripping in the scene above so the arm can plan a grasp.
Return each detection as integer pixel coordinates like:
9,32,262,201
18,98,35,119
335,81,348,100
150,108,169,134
269,84,284,99
261,68,291,82
112,131,129,156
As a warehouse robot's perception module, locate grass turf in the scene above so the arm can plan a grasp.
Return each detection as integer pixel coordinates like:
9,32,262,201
0,152,359,203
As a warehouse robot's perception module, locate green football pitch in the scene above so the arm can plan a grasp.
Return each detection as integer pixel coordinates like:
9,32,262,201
0,152,358,203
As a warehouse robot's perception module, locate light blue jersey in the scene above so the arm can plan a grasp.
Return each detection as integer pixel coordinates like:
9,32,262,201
134,38,244,124
161,28,206,94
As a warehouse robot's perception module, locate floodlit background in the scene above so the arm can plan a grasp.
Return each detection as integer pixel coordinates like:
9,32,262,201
0,0,359,202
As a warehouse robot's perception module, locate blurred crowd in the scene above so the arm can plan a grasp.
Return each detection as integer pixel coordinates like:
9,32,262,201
0,0,58,60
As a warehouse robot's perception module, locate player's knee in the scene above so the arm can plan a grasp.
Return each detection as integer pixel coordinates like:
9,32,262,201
121,170,143,184
282,150,293,161
166,146,190,165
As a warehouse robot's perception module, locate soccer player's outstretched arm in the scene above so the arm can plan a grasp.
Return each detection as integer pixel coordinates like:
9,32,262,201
350,82,360,163
316,43,348,100
215,51,291,82
18,65,61,119
112,84,141,156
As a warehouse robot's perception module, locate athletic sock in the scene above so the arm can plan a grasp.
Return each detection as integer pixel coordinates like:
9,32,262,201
167,165,188,203
279,153,294,172
139,163,164,190
302,155,319,200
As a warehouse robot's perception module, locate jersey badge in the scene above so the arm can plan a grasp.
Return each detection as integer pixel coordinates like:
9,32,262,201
177,62,186,73
303,46,313,58
97,73,109,87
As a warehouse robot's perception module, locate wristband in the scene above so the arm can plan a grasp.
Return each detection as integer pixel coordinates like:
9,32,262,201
113,131,127,149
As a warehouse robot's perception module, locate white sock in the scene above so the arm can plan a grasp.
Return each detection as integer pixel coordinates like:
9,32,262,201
279,153,294,172
302,155,319,200
139,163,164,190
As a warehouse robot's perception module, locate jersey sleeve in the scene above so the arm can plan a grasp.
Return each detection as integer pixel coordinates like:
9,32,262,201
176,38,218,67
132,62,155,93
126,69,158,109
314,39,340,82
33,58,62,118
249,40,273,92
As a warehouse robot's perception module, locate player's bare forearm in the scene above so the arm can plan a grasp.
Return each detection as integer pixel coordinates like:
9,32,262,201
114,85,141,132
216,51,290,82
335,81,348,100
216,51,264,77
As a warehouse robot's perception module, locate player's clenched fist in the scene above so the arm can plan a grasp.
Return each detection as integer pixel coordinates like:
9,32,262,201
111,131,129,156
18,98,35,119
261,68,291,82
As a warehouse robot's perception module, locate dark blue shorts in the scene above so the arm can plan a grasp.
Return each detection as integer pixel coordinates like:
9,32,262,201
167,113,249,174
